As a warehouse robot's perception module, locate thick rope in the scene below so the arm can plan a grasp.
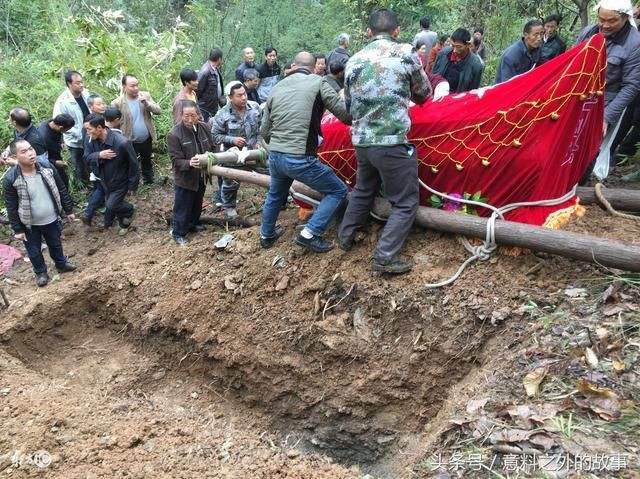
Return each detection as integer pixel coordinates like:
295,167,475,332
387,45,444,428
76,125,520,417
289,181,577,288
419,179,578,288
595,182,640,222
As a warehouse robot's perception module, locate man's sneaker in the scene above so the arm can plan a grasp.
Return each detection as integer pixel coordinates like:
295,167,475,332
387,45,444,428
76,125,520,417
372,257,412,275
56,262,77,273
224,208,239,219
260,225,285,249
337,234,354,252
35,273,50,287
190,224,206,233
121,216,133,228
295,233,333,253
80,215,92,226
173,235,188,246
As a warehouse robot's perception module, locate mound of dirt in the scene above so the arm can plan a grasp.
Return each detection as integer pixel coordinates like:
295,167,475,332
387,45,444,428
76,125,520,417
1,182,639,478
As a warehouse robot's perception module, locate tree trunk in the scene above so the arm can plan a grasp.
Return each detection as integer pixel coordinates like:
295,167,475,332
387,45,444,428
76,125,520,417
205,165,640,272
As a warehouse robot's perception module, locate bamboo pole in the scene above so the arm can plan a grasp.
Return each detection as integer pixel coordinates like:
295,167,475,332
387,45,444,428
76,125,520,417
204,166,640,272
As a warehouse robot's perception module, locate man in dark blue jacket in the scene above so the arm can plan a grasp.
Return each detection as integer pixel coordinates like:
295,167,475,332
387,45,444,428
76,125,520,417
495,20,544,83
83,114,139,232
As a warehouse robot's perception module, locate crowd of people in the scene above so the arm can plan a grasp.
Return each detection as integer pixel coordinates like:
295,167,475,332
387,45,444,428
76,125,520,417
2,0,640,286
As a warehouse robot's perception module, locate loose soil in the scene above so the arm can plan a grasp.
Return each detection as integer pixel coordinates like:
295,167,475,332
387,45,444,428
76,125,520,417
1,172,639,478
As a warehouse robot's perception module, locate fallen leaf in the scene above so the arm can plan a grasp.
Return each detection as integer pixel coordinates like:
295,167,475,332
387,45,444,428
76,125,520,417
224,277,238,290
603,305,624,317
595,327,610,341
275,275,289,291
612,359,626,372
503,403,563,429
352,307,371,341
584,347,599,368
489,428,533,444
577,379,616,398
601,283,620,304
565,287,587,298
313,292,321,315
466,398,489,414
574,396,621,421
523,367,547,397
529,432,556,451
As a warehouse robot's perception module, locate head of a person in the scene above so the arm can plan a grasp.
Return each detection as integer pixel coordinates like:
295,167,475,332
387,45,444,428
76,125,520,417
104,107,122,127
419,17,430,30
122,74,140,98
243,47,255,63
9,139,36,167
209,47,223,66
314,54,326,75
85,113,107,141
227,81,247,110
544,14,561,38
450,28,472,58
264,47,278,65
87,94,106,115
243,69,259,90
337,33,350,49
523,19,544,49
51,113,75,133
438,34,450,46
180,100,199,128
473,28,484,40
179,68,198,91
368,8,400,38
328,60,346,80
293,51,316,72
416,40,428,55
64,70,84,96
9,108,31,129
597,5,630,37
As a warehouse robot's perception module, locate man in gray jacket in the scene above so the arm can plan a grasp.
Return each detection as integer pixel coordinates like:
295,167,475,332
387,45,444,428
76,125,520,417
53,70,91,187
577,0,640,180
259,51,351,253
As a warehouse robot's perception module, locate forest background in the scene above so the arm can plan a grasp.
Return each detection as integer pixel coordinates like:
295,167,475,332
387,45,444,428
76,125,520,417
0,0,599,147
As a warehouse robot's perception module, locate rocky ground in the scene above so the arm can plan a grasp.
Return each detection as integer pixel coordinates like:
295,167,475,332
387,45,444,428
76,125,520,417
0,163,639,478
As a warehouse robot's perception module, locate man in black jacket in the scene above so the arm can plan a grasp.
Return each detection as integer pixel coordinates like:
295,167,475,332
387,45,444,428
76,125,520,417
8,108,47,156
2,139,76,286
37,114,76,189
197,48,226,122
540,14,567,63
84,114,139,232
433,28,485,93
167,101,215,246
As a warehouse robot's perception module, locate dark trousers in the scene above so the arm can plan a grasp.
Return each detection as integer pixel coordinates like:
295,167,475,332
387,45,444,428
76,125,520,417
104,186,134,228
173,181,206,237
54,164,70,191
85,183,106,219
613,94,640,156
133,137,154,184
69,146,90,187
23,220,67,275
339,144,419,261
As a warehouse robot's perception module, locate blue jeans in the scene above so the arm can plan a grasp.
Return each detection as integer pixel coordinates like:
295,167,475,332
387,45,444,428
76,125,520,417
23,220,67,274
260,151,347,238
85,183,106,219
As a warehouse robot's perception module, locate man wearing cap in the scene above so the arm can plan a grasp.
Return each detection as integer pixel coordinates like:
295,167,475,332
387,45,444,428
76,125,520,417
577,0,640,180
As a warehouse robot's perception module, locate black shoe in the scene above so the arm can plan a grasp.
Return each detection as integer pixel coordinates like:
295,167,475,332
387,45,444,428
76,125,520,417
35,273,50,287
295,233,333,253
260,225,285,249
190,224,206,233
372,257,412,274
173,235,188,246
337,234,354,252
56,262,77,273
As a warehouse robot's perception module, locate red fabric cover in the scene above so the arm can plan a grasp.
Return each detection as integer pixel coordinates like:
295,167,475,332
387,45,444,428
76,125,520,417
317,34,606,226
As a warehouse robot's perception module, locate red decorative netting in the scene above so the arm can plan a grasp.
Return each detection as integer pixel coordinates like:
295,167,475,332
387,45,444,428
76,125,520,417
317,34,606,227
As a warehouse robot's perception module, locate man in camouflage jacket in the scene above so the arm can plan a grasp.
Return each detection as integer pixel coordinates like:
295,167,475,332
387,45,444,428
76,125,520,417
338,8,431,275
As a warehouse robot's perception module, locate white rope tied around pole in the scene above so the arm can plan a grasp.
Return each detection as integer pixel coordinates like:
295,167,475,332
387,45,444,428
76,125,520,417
419,179,578,288
289,181,577,288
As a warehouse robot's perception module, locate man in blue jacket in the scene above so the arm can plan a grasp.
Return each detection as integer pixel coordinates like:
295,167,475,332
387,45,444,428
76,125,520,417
495,20,544,83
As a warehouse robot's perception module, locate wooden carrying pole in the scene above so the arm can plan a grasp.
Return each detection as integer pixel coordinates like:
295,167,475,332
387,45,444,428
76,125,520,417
206,165,640,273
577,186,640,212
